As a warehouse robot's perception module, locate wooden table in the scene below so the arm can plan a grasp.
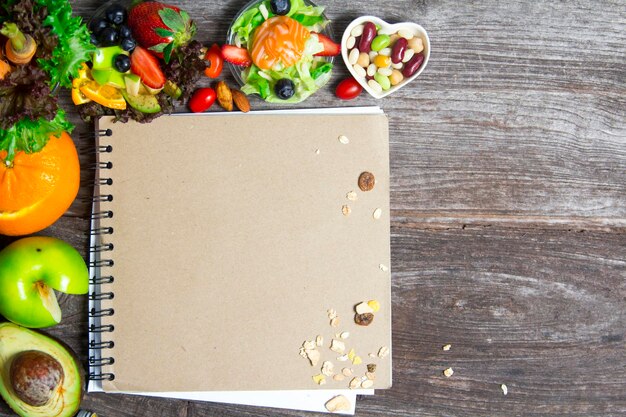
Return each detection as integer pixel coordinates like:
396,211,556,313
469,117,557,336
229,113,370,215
1,0,625,416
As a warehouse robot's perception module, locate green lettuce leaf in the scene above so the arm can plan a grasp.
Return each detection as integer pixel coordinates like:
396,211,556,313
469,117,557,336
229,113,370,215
0,110,72,163
36,0,95,89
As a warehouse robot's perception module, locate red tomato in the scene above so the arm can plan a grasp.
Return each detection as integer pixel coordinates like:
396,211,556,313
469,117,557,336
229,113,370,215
335,77,363,100
204,43,224,79
188,88,216,113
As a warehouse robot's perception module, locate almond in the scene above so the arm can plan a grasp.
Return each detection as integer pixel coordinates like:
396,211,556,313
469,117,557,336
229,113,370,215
216,81,233,111
232,89,250,113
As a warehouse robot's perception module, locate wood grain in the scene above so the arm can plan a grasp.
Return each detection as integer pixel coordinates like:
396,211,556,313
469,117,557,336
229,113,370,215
1,0,625,416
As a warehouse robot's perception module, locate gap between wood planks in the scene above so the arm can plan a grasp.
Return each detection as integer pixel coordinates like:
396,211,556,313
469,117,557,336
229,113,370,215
393,211,626,233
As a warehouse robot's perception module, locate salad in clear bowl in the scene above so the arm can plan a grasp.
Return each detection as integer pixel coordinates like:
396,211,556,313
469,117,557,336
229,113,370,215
225,0,340,103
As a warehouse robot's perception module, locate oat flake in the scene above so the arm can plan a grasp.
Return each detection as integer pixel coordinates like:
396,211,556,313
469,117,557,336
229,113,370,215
346,191,358,201
443,367,454,377
342,205,351,216
373,208,382,220
501,384,508,395
338,135,350,144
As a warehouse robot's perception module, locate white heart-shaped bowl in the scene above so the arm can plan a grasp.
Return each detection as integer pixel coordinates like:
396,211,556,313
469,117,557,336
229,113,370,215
341,16,431,99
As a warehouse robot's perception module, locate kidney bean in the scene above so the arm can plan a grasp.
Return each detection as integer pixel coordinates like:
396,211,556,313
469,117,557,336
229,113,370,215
402,52,424,77
358,22,377,53
391,37,408,64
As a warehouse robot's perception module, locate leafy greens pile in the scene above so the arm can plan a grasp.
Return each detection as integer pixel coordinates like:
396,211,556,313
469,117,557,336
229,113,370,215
230,0,333,103
0,0,94,163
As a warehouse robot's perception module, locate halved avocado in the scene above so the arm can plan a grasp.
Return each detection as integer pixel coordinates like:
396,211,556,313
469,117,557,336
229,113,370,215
0,323,84,417
120,89,162,114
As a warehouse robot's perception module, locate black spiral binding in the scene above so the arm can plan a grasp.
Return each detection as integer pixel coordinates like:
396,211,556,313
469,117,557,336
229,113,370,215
88,128,116,382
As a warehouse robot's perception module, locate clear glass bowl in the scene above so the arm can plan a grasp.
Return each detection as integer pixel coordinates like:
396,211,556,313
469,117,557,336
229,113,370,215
226,0,335,103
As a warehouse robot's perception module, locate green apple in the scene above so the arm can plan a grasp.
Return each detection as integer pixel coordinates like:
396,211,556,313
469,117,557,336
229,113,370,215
0,237,89,328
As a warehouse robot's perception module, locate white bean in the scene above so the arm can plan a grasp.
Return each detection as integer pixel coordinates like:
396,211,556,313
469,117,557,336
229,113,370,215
402,48,415,63
350,24,364,37
398,28,414,39
346,36,356,49
367,79,383,93
379,47,391,56
348,48,360,65
391,61,404,69
367,63,377,76
369,51,378,61
377,67,393,76
353,64,366,78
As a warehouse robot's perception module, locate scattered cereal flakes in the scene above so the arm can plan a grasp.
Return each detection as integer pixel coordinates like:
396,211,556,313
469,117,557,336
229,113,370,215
378,346,390,358
303,340,316,350
330,339,346,354
349,377,360,389
346,191,358,201
368,353,377,358
501,384,508,395
330,317,340,327
316,335,324,347
443,344,452,351
355,302,374,314
299,347,308,358
337,354,349,362
367,300,380,312
367,363,377,373
347,348,356,362
333,374,345,382
325,395,351,413
352,356,362,365
338,135,350,144
342,368,353,377
379,264,389,272
321,361,334,377
365,371,376,380
340,331,350,339
443,367,454,377
361,379,374,389
342,205,351,216
327,309,337,320
312,374,326,385
373,208,382,220
305,349,320,367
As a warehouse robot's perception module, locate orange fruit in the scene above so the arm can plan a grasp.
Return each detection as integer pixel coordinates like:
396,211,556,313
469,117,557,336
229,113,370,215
79,80,126,110
0,132,80,236
72,78,92,105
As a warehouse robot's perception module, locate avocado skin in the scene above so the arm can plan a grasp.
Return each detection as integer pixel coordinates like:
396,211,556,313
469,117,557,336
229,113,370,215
121,89,162,114
0,323,84,417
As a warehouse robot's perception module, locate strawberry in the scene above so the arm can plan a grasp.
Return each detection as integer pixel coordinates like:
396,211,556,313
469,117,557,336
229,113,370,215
127,1,196,63
221,45,252,67
130,46,166,89
312,32,340,56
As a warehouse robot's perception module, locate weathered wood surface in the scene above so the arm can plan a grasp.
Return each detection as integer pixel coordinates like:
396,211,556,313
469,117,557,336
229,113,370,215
1,0,625,416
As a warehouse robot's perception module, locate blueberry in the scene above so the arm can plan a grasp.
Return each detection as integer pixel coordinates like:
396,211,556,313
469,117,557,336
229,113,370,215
269,0,290,15
118,24,132,39
105,4,127,25
98,27,119,46
90,18,109,35
274,78,295,99
114,54,131,73
120,37,136,52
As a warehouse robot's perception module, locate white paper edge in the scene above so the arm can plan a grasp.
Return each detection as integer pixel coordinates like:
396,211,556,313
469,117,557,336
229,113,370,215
176,106,384,116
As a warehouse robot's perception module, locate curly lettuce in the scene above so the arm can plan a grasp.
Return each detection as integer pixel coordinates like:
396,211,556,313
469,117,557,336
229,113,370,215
0,0,93,163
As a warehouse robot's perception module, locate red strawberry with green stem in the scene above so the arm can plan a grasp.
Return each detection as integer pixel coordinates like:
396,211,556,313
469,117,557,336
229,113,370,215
127,1,196,63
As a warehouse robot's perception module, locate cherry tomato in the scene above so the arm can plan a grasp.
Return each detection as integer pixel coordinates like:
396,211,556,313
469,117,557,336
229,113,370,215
188,88,216,113
204,43,224,79
335,77,363,100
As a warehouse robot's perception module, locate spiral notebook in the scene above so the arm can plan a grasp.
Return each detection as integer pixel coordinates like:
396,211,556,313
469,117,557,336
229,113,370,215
87,108,391,414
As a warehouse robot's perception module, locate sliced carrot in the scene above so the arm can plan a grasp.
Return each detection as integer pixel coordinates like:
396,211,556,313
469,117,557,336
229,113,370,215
0,60,11,80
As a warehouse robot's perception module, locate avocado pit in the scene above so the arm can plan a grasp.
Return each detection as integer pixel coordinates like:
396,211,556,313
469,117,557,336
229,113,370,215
10,350,64,407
